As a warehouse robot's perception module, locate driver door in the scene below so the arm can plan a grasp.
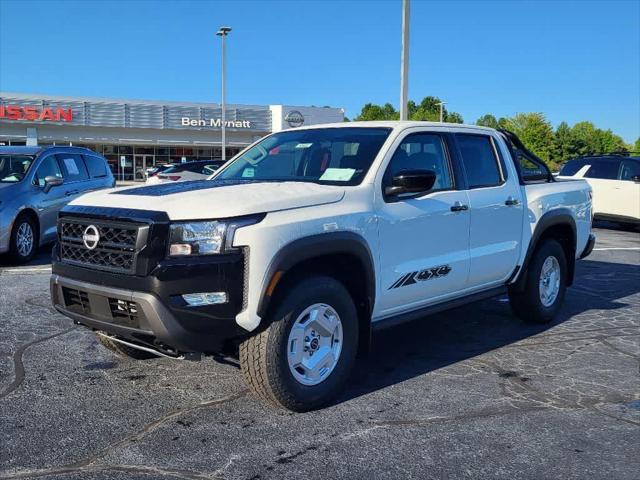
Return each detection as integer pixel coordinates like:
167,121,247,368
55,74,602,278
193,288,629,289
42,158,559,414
375,131,471,319
31,155,66,243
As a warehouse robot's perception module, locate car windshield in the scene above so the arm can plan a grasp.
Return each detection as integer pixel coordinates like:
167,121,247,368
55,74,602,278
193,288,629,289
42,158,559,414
214,127,392,186
0,154,35,183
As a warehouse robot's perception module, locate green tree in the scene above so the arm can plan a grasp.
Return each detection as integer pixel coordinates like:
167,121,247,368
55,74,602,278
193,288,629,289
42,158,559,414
354,96,463,123
553,121,579,163
354,102,398,121
502,113,557,169
445,112,464,124
634,138,640,152
476,114,499,129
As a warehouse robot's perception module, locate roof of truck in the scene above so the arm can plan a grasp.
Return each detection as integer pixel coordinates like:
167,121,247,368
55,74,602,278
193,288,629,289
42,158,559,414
289,120,497,133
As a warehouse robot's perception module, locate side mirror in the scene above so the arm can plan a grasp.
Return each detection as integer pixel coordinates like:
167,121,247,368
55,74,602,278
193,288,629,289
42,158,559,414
43,176,63,193
632,175,640,183
385,169,437,198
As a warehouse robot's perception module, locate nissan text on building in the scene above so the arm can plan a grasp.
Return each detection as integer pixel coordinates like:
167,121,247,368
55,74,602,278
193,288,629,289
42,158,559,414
0,93,344,181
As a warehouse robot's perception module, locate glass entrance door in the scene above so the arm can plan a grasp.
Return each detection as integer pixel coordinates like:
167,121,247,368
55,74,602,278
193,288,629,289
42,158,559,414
133,155,152,182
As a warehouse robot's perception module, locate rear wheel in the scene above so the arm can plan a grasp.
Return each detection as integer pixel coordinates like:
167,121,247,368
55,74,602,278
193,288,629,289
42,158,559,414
509,239,568,324
239,275,358,411
96,334,158,360
8,214,38,264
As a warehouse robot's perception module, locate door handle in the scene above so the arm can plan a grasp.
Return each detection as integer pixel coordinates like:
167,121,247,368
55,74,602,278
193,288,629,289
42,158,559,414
65,190,79,197
505,197,520,206
450,201,469,212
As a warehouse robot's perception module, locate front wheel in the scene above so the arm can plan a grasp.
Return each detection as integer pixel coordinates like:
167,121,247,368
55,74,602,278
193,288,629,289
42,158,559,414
239,275,358,411
8,214,38,264
509,239,568,324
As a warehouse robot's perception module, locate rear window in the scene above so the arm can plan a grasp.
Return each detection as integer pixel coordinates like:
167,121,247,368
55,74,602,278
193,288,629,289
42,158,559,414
585,160,620,180
56,154,89,182
83,155,108,178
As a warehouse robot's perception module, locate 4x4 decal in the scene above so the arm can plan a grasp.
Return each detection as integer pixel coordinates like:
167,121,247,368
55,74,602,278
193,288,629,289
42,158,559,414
389,265,452,289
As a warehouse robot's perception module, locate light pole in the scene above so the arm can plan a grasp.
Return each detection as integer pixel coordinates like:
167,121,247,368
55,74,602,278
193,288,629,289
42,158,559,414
399,0,410,120
216,26,231,160
437,101,446,122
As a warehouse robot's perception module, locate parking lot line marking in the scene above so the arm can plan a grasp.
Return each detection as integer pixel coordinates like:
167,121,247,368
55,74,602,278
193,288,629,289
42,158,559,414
1,267,52,273
593,247,640,251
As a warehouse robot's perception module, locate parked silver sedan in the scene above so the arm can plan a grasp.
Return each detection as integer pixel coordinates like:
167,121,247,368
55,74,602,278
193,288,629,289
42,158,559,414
0,146,115,263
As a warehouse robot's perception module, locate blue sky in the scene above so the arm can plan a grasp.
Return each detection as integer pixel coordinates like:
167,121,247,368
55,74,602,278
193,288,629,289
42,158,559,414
1,0,638,142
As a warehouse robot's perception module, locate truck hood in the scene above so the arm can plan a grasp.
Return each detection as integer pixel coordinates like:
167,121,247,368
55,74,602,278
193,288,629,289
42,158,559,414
69,179,346,220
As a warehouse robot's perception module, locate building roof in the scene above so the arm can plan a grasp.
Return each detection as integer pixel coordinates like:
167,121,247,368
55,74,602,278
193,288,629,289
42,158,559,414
0,146,42,155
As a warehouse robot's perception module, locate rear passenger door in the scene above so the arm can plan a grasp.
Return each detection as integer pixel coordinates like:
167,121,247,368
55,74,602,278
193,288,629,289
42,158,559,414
584,159,622,217
455,133,523,288
82,154,113,190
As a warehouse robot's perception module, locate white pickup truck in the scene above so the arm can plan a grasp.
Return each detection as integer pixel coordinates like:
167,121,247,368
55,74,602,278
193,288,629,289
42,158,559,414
51,122,594,411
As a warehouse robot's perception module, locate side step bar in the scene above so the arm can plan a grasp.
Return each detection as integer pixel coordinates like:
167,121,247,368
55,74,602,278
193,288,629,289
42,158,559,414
372,286,507,331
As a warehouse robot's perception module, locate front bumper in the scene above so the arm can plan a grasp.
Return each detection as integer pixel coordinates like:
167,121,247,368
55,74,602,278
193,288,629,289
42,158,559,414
51,253,249,355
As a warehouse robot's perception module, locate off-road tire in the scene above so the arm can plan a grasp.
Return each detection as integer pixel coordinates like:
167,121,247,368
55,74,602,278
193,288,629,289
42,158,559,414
8,214,38,264
96,334,158,360
239,275,358,412
509,239,568,324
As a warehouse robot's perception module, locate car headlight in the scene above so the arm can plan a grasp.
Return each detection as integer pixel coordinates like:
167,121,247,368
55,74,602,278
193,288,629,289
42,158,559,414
168,215,265,257
169,221,227,256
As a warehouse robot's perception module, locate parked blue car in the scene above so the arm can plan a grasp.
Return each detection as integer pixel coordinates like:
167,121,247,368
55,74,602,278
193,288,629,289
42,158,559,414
0,146,115,263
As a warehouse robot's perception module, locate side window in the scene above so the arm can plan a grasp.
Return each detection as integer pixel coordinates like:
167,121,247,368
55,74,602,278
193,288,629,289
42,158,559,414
585,160,619,180
56,154,89,182
619,160,640,181
83,155,108,178
457,134,503,188
34,156,63,187
386,133,453,191
559,159,586,176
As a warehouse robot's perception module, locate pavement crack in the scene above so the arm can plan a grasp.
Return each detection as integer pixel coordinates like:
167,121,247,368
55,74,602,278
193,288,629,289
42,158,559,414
0,390,248,479
599,337,640,360
65,389,249,469
0,327,76,400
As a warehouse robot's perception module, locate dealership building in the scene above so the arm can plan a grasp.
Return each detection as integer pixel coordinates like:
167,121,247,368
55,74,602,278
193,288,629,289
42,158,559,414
0,92,344,180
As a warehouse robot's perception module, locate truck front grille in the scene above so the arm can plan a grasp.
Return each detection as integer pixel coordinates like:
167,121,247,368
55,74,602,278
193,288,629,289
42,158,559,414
59,220,140,274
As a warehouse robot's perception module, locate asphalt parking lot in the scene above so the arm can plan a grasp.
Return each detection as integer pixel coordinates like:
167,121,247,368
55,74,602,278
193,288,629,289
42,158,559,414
1,225,638,480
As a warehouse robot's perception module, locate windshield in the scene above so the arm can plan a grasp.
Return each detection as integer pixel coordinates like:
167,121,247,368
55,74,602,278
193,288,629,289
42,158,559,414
0,154,35,183
214,127,391,186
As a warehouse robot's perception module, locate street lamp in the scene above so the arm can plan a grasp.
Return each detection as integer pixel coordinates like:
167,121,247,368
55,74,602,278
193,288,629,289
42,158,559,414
399,0,410,120
216,26,231,160
437,101,447,123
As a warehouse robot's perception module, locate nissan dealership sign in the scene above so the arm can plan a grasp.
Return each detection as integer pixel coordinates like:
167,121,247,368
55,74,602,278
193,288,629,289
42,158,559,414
0,105,73,122
284,110,304,128
181,117,252,129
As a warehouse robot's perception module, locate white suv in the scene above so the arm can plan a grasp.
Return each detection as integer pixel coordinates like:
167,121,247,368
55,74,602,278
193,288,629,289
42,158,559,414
51,122,593,411
558,155,640,226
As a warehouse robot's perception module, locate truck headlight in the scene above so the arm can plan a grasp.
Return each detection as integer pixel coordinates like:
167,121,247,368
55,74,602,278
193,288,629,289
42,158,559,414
169,221,227,256
168,214,265,256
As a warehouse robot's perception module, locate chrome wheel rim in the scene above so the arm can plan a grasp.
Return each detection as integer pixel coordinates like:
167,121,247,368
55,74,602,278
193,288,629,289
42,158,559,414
539,256,560,307
16,222,34,257
286,303,343,386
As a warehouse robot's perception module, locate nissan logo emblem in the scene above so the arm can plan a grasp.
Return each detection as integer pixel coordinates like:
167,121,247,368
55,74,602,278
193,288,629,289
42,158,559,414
284,110,304,128
82,225,100,250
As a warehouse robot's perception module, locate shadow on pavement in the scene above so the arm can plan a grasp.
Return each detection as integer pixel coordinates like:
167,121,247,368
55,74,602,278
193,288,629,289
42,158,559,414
340,258,639,404
0,244,53,268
